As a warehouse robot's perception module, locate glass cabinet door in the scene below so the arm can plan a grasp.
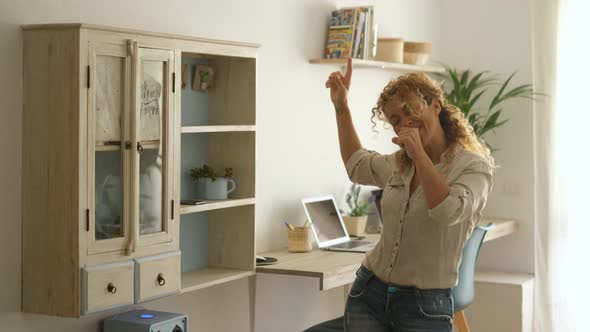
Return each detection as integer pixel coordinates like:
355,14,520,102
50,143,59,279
88,43,131,254
133,46,175,247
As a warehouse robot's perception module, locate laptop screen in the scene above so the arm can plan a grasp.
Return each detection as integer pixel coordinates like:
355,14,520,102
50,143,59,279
302,197,347,244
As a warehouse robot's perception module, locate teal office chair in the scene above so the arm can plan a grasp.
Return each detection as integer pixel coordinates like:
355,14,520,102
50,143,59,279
452,223,494,332
303,190,493,332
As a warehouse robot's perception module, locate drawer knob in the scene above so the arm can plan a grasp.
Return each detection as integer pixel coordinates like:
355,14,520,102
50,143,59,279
157,273,166,286
107,282,117,294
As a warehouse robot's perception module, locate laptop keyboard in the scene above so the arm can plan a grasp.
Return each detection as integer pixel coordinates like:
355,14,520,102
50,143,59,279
329,241,373,249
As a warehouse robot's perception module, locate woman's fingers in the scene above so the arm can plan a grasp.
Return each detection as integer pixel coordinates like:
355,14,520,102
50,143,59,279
326,72,342,88
334,75,346,90
392,136,407,152
326,74,337,88
326,73,346,90
398,127,419,136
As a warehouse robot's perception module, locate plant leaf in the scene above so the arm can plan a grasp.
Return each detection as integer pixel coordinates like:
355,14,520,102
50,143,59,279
469,90,486,109
460,70,470,87
463,90,486,117
489,72,516,110
478,111,509,137
468,112,482,124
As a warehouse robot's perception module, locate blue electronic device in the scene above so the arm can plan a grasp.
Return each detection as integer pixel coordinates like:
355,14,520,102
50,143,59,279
104,309,187,332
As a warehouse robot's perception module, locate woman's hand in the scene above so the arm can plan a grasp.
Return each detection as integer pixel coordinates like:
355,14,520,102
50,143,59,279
392,127,427,161
325,57,352,111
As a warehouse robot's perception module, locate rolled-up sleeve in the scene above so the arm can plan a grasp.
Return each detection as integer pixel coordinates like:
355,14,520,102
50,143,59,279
345,148,395,188
427,159,493,226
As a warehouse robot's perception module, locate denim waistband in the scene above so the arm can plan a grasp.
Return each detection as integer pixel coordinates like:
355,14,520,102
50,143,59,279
357,265,452,296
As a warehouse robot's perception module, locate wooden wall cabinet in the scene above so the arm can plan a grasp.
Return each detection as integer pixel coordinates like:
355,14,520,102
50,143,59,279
22,24,258,317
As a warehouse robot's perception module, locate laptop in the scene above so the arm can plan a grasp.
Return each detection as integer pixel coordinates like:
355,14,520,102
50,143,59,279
301,196,376,253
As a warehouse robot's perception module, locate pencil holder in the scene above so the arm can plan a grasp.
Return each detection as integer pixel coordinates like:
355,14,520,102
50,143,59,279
287,227,312,253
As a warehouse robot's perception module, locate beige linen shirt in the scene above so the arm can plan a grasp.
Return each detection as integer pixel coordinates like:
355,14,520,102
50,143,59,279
345,147,493,289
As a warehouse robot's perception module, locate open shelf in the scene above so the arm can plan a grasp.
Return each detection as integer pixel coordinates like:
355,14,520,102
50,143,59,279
309,58,445,74
181,267,255,293
180,55,255,127
178,52,256,297
181,125,256,134
180,197,255,215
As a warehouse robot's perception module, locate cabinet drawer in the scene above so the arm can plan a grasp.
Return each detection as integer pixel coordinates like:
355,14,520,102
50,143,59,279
81,261,134,315
134,251,180,303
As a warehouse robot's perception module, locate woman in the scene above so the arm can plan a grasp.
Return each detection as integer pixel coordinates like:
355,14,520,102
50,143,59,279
320,58,494,331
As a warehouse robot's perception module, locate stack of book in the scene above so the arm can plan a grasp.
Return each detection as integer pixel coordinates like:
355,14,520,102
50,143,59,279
324,6,375,60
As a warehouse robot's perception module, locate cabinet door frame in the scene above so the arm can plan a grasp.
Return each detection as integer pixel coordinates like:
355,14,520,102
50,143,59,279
131,44,176,248
87,42,132,255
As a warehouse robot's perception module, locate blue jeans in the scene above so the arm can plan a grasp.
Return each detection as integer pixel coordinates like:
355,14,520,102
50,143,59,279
305,265,454,332
346,265,454,331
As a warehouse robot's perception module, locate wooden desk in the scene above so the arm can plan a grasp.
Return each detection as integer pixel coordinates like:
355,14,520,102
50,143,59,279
256,218,518,291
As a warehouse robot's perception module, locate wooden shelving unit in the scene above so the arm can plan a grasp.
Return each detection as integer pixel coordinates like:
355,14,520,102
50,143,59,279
21,22,259,317
309,58,445,74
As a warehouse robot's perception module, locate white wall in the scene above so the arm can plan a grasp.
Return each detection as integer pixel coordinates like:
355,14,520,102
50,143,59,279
439,0,535,274
0,0,442,331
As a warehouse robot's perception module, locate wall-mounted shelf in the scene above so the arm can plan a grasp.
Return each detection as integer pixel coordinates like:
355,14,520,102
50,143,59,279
181,125,256,134
180,198,256,215
309,58,445,74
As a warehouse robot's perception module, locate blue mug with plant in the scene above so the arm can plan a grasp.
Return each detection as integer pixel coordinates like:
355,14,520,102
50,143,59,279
189,164,235,200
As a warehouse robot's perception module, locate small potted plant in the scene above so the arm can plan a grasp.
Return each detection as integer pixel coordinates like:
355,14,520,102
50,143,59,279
188,164,235,200
192,64,215,92
198,69,210,90
343,183,370,236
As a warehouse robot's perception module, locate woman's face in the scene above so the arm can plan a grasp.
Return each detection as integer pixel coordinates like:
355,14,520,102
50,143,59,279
382,92,442,148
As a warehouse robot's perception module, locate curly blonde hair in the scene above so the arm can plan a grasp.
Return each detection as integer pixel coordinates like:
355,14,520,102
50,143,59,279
370,72,493,173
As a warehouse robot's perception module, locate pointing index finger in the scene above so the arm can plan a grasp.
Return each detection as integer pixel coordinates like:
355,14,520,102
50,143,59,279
344,57,352,82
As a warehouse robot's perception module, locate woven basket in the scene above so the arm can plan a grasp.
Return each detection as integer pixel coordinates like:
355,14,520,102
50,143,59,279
403,41,432,65
288,227,312,253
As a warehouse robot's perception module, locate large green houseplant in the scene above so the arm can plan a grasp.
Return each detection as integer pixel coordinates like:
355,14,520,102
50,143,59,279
435,68,539,151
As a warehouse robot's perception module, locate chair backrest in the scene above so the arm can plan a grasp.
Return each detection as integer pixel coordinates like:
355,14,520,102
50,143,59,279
452,224,492,312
